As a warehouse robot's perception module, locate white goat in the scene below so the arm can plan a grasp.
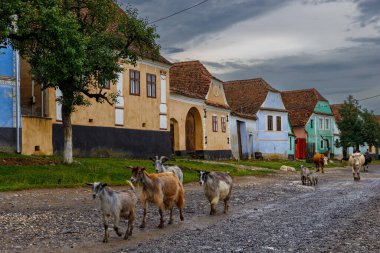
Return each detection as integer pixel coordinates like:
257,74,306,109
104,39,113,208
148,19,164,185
152,155,183,184
199,171,233,215
87,181,137,243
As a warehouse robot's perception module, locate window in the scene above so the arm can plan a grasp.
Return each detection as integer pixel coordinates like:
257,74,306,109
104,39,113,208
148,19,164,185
147,74,156,98
320,139,324,149
267,115,273,131
289,137,292,150
310,119,314,129
221,117,226,132
99,80,110,89
325,118,330,130
319,118,324,130
276,116,282,131
212,116,218,132
129,70,140,95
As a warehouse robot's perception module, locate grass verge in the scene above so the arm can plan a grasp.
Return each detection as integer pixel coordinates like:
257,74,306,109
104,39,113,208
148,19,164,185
0,154,272,192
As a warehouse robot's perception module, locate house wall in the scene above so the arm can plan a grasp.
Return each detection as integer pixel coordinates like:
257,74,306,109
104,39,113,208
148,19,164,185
0,46,17,152
206,80,227,105
22,116,52,155
305,101,335,155
229,115,257,160
21,60,172,158
169,94,231,159
288,120,295,158
255,92,289,158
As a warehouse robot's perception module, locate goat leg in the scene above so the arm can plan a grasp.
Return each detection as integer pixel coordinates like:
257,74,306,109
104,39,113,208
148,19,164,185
179,208,184,221
140,203,147,229
103,217,109,243
158,208,165,228
210,203,217,215
168,208,173,224
113,216,122,237
223,199,229,213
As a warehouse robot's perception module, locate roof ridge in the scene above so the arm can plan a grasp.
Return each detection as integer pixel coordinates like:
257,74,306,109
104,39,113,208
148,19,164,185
281,88,315,93
224,77,264,84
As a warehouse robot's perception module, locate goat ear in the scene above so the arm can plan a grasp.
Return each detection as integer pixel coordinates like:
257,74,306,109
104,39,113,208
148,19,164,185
86,183,93,186
150,157,155,162
141,167,146,171
102,183,108,187
126,166,134,169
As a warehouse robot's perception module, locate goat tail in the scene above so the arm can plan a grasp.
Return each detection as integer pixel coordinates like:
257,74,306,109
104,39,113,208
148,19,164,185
125,180,136,191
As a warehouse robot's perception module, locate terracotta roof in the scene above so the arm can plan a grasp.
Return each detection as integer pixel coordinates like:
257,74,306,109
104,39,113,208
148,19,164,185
330,104,343,122
281,88,328,127
223,78,278,119
169,61,213,99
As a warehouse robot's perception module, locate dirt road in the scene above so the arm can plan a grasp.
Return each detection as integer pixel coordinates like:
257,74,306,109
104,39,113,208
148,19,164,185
1,165,380,253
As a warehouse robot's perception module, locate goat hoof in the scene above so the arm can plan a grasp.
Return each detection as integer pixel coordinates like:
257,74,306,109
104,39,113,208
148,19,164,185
139,224,145,229
123,235,129,240
180,215,184,221
158,223,164,229
103,238,108,243
168,220,173,225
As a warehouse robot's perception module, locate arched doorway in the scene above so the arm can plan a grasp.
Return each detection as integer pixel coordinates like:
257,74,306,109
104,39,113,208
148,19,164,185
170,118,179,154
185,107,202,152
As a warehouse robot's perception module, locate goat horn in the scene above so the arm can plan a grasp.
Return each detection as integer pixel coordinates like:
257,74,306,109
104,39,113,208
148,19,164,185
160,156,168,161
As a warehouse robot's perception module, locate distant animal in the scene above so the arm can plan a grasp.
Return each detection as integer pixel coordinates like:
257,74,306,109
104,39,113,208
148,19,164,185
313,152,325,173
87,181,137,243
151,155,183,183
300,165,311,185
307,172,318,186
363,152,372,172
349,153,365,181
199,171,233,215
280,165,296,172
129,166,184,228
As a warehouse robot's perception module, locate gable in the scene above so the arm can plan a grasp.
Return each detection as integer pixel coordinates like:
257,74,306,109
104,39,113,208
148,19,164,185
261,91,286,110
206,79,228,107
314,101,333,115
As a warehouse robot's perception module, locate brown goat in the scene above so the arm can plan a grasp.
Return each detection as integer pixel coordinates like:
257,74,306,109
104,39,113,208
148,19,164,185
130,166,184,229
313,152,325,173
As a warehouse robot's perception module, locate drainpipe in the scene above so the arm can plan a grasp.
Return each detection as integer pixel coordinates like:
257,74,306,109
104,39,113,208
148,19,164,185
41,82,44,117
15,50,21,153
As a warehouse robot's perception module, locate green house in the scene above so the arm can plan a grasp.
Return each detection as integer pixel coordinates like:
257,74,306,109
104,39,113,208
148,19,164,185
281,89,336,160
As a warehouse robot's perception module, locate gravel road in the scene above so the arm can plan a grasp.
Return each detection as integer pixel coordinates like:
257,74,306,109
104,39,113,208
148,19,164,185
1,164,379,253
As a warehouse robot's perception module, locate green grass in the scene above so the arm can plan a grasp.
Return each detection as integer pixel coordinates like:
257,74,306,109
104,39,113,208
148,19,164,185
0,154,272,192
225,159,344,170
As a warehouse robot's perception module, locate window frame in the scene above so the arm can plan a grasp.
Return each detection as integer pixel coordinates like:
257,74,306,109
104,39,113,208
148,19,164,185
129,69,140,96
212,115,218,132
325,118,330,130
276,116,282,131
267,115,273,131
146,73,157,98
221,116,226,133
319,117,324,130
310,119,314,129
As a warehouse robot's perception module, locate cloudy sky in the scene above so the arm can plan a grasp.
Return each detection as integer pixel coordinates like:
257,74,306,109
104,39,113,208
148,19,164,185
120,0,380,114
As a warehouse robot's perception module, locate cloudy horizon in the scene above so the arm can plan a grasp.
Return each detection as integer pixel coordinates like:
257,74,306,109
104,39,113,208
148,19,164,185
120,0,380,114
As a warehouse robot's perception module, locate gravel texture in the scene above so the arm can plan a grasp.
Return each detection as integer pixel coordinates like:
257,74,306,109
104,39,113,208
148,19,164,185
1,165,379,253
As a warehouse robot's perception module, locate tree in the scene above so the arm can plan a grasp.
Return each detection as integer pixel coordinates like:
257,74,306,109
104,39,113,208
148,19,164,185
0,0,160,163
360,108,380,148
337,95,364,150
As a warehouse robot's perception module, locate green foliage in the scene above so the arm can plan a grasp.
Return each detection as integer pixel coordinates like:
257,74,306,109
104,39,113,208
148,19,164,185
337,95,364,148
337,95,380,149
0,0,160,112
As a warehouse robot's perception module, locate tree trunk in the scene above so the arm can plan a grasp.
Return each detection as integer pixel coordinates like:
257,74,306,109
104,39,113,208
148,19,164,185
62,109,73,164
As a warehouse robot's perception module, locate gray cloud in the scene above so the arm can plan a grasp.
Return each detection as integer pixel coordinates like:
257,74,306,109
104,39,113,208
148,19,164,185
119,0,293,46
347,36,380,45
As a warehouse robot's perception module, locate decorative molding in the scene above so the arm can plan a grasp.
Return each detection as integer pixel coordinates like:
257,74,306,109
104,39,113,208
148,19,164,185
137,59,170,71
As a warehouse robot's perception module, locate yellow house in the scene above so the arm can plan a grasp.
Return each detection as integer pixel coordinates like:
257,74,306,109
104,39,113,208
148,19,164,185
19,56,172,158
169,61,232,159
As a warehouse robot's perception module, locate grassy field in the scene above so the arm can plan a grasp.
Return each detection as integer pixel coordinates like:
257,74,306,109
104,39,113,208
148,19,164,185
0,153,272,192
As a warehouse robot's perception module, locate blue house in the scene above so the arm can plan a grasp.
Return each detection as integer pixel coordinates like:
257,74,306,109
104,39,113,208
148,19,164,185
0,45,20,152
224,78,290,159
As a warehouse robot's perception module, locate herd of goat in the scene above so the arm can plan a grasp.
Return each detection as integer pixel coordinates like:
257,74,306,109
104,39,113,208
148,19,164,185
87,152,372,243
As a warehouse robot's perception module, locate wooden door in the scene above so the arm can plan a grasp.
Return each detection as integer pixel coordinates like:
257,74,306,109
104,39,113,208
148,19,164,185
170,123,175,153
185,112,196,151
296,138,306,159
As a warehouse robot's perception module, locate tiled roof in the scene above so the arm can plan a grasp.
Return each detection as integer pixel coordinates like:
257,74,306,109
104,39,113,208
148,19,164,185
169,61,213,99
330,104,343,122
205,100,230,110
223,78,278,119
281,88,328,127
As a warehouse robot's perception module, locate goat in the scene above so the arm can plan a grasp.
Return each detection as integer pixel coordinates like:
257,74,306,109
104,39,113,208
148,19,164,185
306,172,318,186
300,165,310,185
151,155,183,184
199,171,233,215
313,152,325,173
130,166,184,229
349,153,365,181
87,181,137,243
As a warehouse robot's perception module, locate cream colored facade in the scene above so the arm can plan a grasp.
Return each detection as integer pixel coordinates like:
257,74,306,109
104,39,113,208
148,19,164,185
20,58,172,157
169,78,231,159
